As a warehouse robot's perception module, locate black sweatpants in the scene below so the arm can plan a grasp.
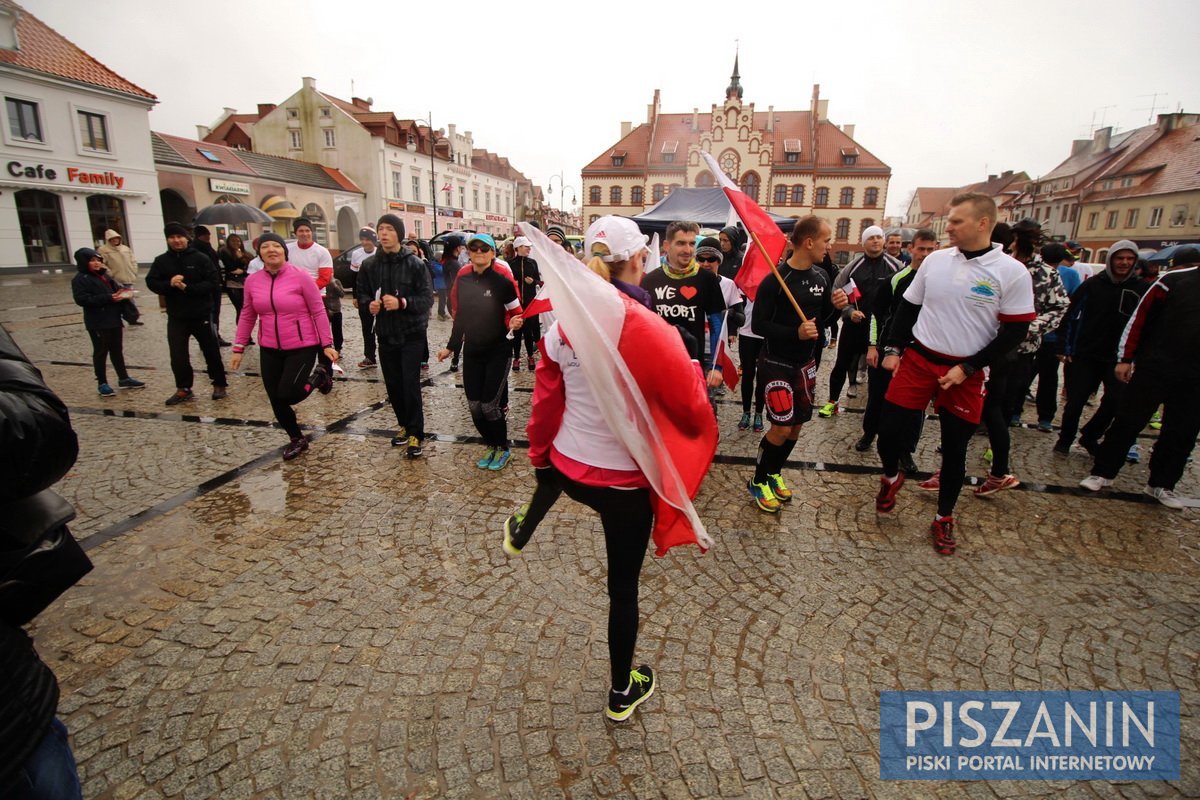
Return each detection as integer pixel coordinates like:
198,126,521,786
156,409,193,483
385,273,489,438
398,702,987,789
879,400,975,518
259,346,318,439
512,316,541,360
1092,367,1200,491
860,364,892,442
328,312,343,353
739,335,765,415
828,318,868,401
518,465,653,690
87,327,129,384
358,304,377,361
1058,357,1123,449
463,343,511,448
378,339,425,439
166,315,226,390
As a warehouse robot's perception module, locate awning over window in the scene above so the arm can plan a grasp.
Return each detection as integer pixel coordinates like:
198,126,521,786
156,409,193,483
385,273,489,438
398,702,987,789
260,195,299,219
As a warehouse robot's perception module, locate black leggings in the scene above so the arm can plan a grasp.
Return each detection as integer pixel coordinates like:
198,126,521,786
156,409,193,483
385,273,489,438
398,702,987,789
519,465,653,690
87,327,129,384
463,343,511,448
879,401,975,518
259,346,318,439
739,336,765,415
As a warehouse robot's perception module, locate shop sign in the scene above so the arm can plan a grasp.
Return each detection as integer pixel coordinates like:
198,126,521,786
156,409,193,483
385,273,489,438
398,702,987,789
6,161,127,189
209,178,250,195
405,203,426,214
437,208,464,218
388,202,404,210
485,214,508,222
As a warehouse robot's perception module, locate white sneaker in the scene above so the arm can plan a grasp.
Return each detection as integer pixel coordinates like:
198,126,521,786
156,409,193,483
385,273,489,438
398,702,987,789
1079,475,1113,492
1145,486,1185,509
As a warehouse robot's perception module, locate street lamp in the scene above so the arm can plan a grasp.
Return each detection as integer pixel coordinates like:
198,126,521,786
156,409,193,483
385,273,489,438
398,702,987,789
547,172,576,232
415,112,440,236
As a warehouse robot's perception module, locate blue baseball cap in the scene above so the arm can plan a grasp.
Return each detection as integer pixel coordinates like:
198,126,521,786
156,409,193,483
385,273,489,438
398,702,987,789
467,233,496,251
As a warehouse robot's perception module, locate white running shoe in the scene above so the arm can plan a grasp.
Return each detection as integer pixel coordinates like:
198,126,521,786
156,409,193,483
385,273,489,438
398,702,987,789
1144,486,1185,509
1079,475,1113,492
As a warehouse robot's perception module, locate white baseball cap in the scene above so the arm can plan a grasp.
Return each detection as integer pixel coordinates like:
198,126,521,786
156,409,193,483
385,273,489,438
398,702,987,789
513,236,533,248
585,216,650,263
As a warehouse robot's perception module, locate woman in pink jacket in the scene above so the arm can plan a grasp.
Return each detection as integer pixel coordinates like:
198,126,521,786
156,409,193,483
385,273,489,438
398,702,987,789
230,233,338,460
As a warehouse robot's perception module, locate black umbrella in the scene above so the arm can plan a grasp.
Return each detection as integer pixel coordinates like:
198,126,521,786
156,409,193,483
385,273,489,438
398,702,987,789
1146,243,1195,266
194,202,274,226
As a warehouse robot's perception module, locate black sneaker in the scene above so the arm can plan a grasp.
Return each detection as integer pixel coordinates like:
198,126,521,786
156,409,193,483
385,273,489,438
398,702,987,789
503,504,531,556
390,429,407,447
282,436,309,461
899,453,918,474
1052,441,1071,456
165,388,193,406
606,665,655,722
308,365,333,395
406,436,424,458
853,435,873,452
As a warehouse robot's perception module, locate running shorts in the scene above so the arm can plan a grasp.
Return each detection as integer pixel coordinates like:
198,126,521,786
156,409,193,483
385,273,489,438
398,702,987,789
758,353,817,425
884,346,986,424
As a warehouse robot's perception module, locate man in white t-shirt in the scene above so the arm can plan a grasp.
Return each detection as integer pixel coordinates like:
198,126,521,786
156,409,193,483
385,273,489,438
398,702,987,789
874,192,1035,556
286,217,334,370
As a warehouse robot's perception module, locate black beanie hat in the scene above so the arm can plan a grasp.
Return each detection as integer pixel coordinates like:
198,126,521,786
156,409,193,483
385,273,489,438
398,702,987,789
376,213,405,239
257,232,289,259
194,225,210,237
292,217,313,233
164,222,189,238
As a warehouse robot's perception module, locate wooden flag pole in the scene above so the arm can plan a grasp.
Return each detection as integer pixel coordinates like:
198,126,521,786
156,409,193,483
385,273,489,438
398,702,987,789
749,229,808,324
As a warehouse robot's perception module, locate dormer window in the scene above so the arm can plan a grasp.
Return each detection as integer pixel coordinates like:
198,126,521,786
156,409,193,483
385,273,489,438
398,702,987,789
840,147,859,166
612,150,627,167
784,138,801,163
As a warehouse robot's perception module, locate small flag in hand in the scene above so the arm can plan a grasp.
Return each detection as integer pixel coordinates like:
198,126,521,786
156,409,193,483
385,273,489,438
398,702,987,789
844,277,862,305
714,311,740,391
523,287,553,316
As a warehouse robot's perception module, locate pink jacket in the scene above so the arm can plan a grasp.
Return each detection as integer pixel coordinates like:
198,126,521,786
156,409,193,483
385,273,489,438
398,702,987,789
233,263,332,352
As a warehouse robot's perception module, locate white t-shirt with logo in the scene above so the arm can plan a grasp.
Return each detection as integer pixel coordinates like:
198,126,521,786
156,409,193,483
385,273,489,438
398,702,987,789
350,246,375,271
905,244,1035,358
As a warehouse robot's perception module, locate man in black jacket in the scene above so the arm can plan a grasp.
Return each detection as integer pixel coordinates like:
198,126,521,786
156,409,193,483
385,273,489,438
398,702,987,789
0,323,86,798
146,223,228,405
356,214,434,457
192,225,229,346
1079,247,1200,507
1053,240,1148,455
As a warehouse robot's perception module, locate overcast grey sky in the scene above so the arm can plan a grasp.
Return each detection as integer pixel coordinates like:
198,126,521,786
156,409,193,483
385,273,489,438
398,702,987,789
25,0,1200,218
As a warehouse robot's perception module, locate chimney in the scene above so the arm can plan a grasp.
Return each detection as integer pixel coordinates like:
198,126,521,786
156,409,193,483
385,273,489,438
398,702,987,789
620,121,632,139
647,89,660,125
988,174,997,182
448,123,457,139
767,105,774,132
302,76,316,91
196,125,211,139
351,96,372,110
842,123,855,140
1002,169,1013,179
257,103,276,118
692,108,698,132
1092,126,1112,153
1070,139,1090,156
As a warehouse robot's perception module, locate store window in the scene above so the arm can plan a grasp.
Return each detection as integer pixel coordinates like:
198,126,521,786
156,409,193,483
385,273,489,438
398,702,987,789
16,189,67,264
87,195,126,244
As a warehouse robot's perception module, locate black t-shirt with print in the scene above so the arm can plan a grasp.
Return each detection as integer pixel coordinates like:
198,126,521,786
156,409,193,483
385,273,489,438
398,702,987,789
642,267,726,359
751,263,835,365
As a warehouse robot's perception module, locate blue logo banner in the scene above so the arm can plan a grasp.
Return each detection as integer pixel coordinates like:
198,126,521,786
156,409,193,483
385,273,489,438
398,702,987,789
880,691,1180,780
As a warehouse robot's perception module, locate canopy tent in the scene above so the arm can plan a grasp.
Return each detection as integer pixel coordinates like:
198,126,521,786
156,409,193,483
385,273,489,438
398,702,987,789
624,188,799,236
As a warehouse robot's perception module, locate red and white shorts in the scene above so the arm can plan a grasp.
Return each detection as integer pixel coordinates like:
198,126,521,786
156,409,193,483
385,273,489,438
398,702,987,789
884,346,986,424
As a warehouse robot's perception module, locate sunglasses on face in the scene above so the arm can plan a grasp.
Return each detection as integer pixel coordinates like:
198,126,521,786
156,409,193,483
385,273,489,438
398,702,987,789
696,256,721,263
467,243,492,253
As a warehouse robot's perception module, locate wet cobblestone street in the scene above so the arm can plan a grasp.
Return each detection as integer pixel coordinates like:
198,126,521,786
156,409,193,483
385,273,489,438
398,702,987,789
4,271,1197,799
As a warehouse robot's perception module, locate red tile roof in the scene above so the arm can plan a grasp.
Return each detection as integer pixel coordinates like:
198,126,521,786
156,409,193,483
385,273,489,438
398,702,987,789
319,165,364,194
914,188,958,214
203,113,258,146
0,0,155,100
1084,122,1200,201
583,108,888,176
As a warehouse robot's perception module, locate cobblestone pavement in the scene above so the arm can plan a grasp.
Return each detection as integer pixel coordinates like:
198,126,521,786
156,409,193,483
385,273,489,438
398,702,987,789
4,272,1197,799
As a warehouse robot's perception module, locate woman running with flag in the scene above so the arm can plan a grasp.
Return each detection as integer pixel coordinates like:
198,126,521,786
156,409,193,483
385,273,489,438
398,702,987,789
502,217,717,722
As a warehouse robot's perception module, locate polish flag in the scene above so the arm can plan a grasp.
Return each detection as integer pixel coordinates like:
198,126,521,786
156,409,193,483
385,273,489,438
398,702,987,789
520,223,718,555
523,286,553,316
701,152,788,302
714,311,740,391
844,277,862,305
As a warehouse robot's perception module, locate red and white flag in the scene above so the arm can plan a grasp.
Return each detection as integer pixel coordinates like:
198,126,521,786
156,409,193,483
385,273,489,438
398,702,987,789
844,277,862,305
701,152,788,302
713,311,739,391
520,223,717,555
523,285,553,316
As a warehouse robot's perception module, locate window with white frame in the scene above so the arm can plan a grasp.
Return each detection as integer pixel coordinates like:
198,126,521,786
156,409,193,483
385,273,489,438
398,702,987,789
411,176,420,202
392,171,402,199
288,130,301,149
323,128,335,147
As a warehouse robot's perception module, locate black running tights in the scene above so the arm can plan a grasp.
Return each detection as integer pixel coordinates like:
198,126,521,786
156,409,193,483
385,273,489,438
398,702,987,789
259,345,318,439
879,401,975,518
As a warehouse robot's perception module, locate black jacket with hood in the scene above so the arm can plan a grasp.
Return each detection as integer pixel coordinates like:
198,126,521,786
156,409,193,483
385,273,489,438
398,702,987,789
1056,240,1148,361
355,248,434,345
146,245,222,320
0,324,80,790
71,248,125,330
718,226,746,280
